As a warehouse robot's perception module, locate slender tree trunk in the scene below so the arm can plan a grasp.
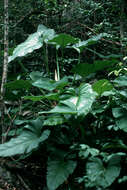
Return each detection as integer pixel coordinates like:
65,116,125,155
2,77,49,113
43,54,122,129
120,0,124,58
0,0,9,143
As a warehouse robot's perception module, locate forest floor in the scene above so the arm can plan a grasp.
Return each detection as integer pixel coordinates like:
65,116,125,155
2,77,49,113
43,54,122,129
0,158,44,190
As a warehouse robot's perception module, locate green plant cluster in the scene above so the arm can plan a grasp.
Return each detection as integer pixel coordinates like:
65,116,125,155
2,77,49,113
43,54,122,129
1,24,127,190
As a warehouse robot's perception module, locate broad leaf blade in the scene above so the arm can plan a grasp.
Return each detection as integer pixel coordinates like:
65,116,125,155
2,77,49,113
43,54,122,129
40,83,96,116
92,79,113,96
32,77,68,91
85,157,121,188
47,160,77,190
0,122,50,157
9,24,55,63
42,100,77,114
49,33,79,48
75,83,97,116
72,59,117,77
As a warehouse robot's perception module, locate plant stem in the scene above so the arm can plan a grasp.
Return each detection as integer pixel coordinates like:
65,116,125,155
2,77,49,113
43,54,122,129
56,49,60,80
43,43,49,76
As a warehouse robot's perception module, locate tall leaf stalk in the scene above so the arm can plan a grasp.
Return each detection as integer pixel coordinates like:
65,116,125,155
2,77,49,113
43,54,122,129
56,49,60,81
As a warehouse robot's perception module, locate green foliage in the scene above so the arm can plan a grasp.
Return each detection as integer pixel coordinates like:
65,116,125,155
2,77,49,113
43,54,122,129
114,75,127,87
72,59,117,77
5,80,32,90
40,83,97,116
72,33,107,53
9,24,55,63
49,33,79,49
92,79,113,96
79,144,99,159
32,76,68,91
85,156,121,188
1,8,127,188
47,160,77,190
112,108,127,132
43,115,65,126
0,118,50,157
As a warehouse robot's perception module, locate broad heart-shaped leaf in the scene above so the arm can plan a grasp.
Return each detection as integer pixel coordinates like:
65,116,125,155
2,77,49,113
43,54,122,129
92,79,113,96
74,83,97,115
48,33,79,49
9,24,55,63
0,130,50,157
0,117,50,157
72,33,107,53
72,59,117,77
32,77,68,91
40,83,97,116
47,160,77,190
85,157,121,188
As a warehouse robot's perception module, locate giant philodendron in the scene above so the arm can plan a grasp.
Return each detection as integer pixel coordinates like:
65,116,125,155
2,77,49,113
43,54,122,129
8,24,107,63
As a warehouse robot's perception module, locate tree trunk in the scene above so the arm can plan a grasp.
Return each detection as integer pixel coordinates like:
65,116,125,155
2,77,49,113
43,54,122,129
0,0,9,143
120,0,124,58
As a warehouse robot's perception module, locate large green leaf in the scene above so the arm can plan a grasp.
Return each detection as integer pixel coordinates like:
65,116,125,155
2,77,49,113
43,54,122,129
47,160,77,190
32,77,68,91
74,83,97,115
72,33,107,53
92,79,113,96
85,156,121,188
40,83,96,116
0,118,50,157
72,59,117,77
0,130,50,157
9,24,55,63
32,78,55,91
48,33,79,49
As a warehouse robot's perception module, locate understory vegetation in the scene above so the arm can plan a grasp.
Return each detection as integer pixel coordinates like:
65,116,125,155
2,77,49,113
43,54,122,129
1,0,127,189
